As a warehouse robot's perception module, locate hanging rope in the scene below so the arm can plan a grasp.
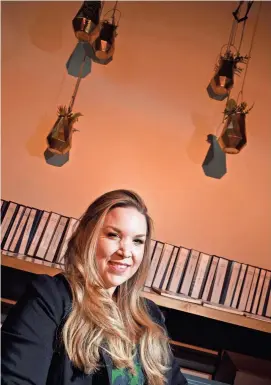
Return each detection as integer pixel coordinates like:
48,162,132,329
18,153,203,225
237,0,262,102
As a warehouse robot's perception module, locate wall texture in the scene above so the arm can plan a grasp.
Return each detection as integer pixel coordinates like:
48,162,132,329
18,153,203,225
1,1,271,269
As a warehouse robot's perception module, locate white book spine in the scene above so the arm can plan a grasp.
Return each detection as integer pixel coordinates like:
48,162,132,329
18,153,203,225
45,217,69,262
201,256,219,301
145,242,164,287
149,239,156,261
191,253,212,299
180,250,200,296
56,218,79,264
251,269,266,314
245,268,260,313
36,213,61,259
257,271,271,316
238,266,255,311
224,262,241,307
231,264,247,308
210,258,228,304
3,206,25,250
18,209,37,255
162,247,179,291
28,212,50,256
265,288,271,318
152,244,174,288
0,203,18,239
9,208,31,252
167,247,190,293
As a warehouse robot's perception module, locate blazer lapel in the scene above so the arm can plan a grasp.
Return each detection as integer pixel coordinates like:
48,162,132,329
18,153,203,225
101,349,113,385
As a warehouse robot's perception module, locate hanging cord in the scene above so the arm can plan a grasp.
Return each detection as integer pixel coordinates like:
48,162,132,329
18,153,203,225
226,1,244,53
68,54,87,113
237,0,262,103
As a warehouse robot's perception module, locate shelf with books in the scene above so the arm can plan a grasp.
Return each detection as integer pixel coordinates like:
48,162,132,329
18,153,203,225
1,254,60,276
143,291,271,334
1,253,271,334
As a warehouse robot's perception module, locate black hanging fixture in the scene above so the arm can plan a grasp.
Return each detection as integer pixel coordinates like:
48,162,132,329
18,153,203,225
207,1,253,101
72,1,103,43
84,1,120,65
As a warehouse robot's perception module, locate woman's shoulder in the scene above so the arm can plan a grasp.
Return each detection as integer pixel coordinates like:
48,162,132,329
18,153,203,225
21,273,72,318
143,297,166,326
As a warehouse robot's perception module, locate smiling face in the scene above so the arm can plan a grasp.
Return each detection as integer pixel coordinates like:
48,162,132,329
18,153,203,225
95,206,147,296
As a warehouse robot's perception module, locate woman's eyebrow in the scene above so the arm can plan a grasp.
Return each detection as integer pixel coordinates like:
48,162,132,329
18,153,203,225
104,226,146,237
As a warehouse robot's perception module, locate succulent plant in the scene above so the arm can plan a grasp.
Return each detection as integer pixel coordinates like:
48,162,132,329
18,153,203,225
223,98,254,120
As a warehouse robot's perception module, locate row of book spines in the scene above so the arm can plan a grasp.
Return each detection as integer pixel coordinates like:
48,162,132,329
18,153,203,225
145,240,271,318
1,200,79,265
1,200,270,318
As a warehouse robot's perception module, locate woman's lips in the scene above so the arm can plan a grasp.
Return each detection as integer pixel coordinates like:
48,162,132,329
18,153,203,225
108,261,131,274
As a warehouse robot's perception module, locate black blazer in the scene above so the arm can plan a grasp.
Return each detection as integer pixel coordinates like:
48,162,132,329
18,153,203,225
1,273,188,385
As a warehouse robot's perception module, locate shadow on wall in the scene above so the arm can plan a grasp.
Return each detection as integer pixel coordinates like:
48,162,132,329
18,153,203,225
186,112,215,164
27,2,64,52
26,115,56,158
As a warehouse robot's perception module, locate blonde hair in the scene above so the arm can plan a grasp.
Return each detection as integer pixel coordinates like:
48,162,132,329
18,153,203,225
63,189,171,385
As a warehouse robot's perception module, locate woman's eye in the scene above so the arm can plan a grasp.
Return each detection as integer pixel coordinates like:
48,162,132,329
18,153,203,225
134,239,144,245
107,232,119,238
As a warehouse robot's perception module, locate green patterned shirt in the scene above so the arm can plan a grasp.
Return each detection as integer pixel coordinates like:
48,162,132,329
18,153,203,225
112,354,145,385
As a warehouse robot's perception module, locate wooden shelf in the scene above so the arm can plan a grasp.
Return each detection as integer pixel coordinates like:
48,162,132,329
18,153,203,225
142,291,271,334
1,254,60,276
2,254,271,334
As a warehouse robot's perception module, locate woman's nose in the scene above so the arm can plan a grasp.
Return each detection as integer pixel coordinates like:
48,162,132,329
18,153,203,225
117,240,132,258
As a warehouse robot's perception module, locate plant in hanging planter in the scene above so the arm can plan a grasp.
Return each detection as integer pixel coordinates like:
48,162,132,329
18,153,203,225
223,98,254,118
218,98,253,154
46,105,83,155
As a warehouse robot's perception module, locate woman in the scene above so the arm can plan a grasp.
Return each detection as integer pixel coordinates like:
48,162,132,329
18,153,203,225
2,189,187,385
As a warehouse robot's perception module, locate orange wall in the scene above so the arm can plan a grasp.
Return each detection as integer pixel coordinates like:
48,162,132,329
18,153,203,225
1,1,271,269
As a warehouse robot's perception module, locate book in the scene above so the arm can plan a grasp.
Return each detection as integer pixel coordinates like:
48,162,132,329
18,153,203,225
245,268,260,313
179,250,200,296
35,212,61,259
257,271,271,316
238,265,255,311
265,285,271,318
9,207,31,252
27,211,50,256
1,202,19,247
17,208,38,255
54,217,79,265
231,264,247,308
145,241,164,287
152,243,174,289
161,246,179,291
251,269,266,314
209,258,229,304
190,253,212,299
2,205,26,250
201,256,219,301
44,216,70,262
167,247,190,293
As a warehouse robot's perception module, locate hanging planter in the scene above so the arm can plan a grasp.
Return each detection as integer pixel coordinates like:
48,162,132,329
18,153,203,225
72,1,102,43
206,1,253,101
218,99,253,154
84,2,120,65
46,106,82,155
207,52,248,101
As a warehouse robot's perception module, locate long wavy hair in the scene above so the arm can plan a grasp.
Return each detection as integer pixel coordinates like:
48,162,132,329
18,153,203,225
62,189,171,385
